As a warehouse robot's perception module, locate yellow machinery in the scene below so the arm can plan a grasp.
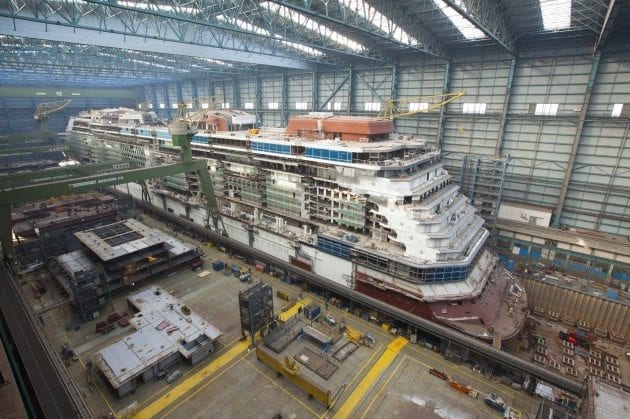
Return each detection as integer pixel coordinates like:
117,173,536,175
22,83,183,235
345,326,364,345
277,297,310,322
256,345,333,407
378,92,466,119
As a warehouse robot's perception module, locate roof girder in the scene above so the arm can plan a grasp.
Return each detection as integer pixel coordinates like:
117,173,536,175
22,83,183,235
266,0,448,59
441,0,516,54
0,0,321,69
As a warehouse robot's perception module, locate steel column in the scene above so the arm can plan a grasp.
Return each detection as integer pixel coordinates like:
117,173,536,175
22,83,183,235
163,82,172,118
347,67,355,116
554,52,601,227
282,74,289,126
233,81,241,110
312,71,319,111
255,76,263,127
495,57,516,157
436,61,451,149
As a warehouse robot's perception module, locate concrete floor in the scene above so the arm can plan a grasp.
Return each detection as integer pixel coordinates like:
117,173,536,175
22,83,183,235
19,215,542,418
513,316,629,389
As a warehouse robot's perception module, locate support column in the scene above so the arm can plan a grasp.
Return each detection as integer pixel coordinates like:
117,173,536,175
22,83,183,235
347,66,355,116
281,74,289,127
175,82,183,104
233,81,240,110
436,61,451,149
554,52,601,227
150,85,158,115
191,80,199,103
495,57,516,157
390,65,399,129
163,82,172,118
255,76,263,127
312,71,319,111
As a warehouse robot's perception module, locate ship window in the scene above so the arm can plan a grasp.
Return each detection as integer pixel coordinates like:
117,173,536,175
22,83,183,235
244,102,255,110
268,102,279,110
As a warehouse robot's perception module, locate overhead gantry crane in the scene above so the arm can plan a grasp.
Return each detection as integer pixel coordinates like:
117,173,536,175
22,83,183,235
0,122,225,261
378,92,466,119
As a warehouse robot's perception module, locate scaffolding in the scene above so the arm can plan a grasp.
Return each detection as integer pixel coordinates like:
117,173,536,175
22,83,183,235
459,155,509,240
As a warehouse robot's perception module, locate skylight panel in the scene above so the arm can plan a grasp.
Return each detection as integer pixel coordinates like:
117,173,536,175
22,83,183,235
217,15,322,57
340,0,418,45
434,0,486,40
539,0,571,30
260,2,364,52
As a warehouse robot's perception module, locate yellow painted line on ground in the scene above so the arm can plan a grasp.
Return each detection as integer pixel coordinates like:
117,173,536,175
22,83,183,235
359,355,407,419
132,340,250,419
243,358,320,418
332,336,408,419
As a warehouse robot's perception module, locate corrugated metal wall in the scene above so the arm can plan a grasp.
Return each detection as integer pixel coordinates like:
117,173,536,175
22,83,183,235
523,278,629,339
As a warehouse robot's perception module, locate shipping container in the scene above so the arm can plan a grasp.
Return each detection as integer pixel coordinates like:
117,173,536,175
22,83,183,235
304,304,321,320
212,260,225,271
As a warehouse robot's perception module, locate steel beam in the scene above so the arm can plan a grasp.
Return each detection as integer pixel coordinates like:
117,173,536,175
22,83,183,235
442,0,516,55
319,74,350,111
348,67,357,115
0,162,135,188
0,144,68,156
0,161,205,207
271,0,447,59
594,0,618,51
554,52,601,227
312,71,320,111
281,74,289,127
0,1,316,69
495,57,516,156
436,61,451,149
255,77,263,127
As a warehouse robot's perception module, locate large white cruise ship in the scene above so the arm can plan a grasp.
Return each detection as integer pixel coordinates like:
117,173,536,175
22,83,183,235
66,107,527,343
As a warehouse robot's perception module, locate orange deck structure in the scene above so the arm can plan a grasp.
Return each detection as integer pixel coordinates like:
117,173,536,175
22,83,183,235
286,115,394,141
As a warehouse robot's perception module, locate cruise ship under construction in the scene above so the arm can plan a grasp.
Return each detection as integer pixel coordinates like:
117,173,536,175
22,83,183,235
62,107,527,344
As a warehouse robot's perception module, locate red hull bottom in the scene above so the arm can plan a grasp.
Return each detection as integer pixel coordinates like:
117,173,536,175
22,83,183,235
355,281,434,320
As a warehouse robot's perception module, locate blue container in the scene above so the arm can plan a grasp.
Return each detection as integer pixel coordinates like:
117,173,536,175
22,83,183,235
212,260,225,271
519,247,529,257
505,259,515,272
305,304,321,320
530,251,541,260
606,290,619,300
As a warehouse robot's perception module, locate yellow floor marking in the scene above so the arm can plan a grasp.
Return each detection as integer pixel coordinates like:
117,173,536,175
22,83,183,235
243,358,320,418
159,354,249,418
332,336,408,419
359,356,406,419
132,340,249,419
277,297,311,322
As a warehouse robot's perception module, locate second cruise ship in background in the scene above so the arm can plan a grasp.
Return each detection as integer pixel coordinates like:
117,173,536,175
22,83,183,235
66,107,527,344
